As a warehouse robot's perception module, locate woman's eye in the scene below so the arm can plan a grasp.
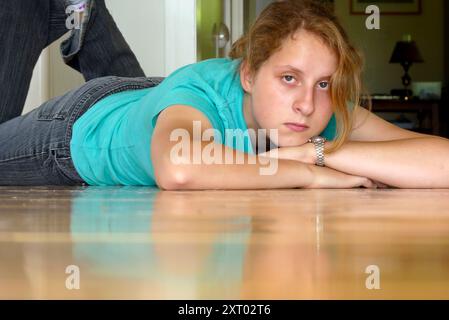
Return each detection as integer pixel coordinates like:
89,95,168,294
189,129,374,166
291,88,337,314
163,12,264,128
318,81,329,89
282,75,296,84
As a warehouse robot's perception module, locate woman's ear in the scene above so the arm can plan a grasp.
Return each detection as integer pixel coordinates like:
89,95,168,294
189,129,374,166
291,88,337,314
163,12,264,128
240,61,254,93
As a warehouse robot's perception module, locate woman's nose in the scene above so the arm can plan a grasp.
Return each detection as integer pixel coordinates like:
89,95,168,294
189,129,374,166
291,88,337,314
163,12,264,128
292,87,314,116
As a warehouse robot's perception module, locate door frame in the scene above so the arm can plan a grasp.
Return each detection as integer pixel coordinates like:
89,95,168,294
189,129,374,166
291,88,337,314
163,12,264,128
164,0,244,74
164,0,197,75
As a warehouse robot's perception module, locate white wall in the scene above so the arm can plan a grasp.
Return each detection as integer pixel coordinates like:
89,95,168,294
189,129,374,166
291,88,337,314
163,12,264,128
48,36,84,99
107,0,166,77
23,51,50,114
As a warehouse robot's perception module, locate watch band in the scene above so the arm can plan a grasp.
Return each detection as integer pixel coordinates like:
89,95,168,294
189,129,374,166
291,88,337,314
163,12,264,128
308,136,326,167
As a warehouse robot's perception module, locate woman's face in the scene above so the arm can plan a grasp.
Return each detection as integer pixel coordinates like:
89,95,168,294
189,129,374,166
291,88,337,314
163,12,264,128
241,29,338,147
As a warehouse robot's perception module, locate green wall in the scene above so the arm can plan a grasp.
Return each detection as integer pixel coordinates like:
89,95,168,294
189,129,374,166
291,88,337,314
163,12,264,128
197,0,223,60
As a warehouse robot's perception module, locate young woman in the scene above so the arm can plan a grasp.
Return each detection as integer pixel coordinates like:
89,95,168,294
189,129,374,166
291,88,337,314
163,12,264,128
0,0,448,189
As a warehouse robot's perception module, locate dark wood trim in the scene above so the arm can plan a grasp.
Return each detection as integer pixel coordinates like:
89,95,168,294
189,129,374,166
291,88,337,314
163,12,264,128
442,0,449,138
445,0,449,87
371,99,441,135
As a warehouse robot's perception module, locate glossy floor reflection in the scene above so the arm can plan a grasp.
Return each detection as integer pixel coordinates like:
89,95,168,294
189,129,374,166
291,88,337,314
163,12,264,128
1,187,449,299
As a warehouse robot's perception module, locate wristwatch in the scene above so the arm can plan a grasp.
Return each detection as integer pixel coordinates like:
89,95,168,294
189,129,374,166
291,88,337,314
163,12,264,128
307,136,327,167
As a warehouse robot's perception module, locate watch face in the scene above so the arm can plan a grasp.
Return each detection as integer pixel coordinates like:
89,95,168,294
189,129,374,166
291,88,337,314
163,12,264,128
312,136,326,143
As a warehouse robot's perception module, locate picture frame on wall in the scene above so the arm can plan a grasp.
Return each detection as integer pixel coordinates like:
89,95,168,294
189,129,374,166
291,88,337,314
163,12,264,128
350,0,422,15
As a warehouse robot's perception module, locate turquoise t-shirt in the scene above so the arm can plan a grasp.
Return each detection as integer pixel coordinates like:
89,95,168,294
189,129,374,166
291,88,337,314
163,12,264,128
70,58,337,186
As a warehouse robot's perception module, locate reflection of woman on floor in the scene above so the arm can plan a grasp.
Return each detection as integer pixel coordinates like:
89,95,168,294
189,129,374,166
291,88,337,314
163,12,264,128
1,0,448,189
70,188,250,299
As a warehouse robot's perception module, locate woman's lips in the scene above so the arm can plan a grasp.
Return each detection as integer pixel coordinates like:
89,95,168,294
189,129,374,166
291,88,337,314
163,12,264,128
285,123,309,132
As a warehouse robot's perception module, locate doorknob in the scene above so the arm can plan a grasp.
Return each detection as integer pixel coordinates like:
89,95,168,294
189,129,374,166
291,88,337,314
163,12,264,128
212,22,230,58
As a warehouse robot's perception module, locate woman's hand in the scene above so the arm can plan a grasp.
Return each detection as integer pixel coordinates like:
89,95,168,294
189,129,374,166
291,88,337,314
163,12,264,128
259,145,390,189
306,165,388,189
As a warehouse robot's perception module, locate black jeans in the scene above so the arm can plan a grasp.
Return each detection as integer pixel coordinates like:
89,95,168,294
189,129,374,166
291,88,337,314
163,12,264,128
0,0,145,125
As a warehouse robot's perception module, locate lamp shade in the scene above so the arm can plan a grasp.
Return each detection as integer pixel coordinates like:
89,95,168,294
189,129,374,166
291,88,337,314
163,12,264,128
389,41,424,64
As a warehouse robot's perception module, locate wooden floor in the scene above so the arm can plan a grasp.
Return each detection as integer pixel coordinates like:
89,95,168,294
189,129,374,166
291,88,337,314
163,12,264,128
1,186,449,299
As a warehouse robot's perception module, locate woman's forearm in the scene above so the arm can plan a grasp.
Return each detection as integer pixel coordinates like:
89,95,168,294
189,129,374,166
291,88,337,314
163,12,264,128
324,137,449,188
155,141,315,190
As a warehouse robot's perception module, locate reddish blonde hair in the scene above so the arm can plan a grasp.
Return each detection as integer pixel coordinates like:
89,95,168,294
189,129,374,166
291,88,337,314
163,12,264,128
229,0,369,153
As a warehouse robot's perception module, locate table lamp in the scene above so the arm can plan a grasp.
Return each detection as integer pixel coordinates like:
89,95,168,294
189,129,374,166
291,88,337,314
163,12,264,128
389,35,424,100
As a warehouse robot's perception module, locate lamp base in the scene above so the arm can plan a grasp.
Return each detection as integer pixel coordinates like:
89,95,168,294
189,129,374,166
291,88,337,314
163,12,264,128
391,89,413,100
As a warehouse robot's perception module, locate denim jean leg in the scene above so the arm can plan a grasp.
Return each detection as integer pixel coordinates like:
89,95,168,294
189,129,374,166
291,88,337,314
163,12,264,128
59,0,146,80
0,0,145,126
0,1,49,125
0,96,79,186
0,76,162,186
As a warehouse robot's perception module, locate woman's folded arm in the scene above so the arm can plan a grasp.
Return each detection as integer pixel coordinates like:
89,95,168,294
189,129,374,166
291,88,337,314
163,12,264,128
151,105,315,190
